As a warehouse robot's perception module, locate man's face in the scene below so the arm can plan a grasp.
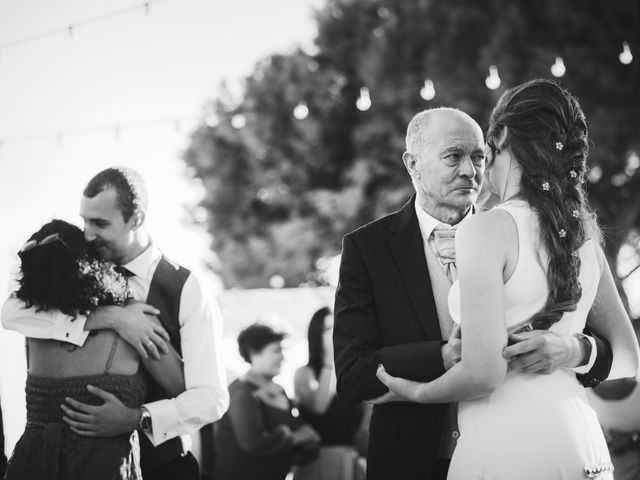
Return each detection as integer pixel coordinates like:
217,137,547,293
79,189,137,264
411,114,485,218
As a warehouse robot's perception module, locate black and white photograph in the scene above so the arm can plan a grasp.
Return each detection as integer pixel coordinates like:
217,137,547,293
1,1,640,479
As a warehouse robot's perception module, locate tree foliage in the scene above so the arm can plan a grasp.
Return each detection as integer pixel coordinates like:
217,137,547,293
183,0,640,292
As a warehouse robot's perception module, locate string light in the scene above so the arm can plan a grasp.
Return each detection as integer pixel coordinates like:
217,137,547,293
0,115,198,147
204,112,219,127
0,0,169,51
420,79,436,100
619,41,633,65
293,101,309,120
356,87,371,111
231,114,246,129
485,65,501,90
551,57,566,77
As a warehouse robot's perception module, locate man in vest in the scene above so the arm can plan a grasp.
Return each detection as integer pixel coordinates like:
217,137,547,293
2,167,229,480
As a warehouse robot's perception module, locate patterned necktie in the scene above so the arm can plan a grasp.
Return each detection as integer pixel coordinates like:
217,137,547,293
432,223,458,282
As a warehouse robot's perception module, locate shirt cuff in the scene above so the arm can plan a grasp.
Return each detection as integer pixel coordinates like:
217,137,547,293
142,399,177,446
51,312,90,346
571,335,597,375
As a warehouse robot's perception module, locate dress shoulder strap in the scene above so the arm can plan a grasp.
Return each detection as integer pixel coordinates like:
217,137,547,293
104,335,120,373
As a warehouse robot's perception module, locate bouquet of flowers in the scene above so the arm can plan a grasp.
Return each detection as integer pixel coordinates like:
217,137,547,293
78,258,131,308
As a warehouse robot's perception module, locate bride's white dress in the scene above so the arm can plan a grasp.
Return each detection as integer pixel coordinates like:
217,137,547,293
446,200,613,480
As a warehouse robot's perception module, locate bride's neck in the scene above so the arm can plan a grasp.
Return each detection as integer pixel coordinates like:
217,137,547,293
501,163,523,203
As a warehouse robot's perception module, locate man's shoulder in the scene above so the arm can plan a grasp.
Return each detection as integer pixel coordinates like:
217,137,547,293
346,208,404,241
150,255,192,291
158,255,191,276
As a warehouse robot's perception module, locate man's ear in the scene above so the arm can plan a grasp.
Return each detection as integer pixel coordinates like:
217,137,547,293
132,211,145,229
402,151,419,178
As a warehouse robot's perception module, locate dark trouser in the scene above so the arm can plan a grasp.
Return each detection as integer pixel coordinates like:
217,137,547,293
142,452,200,480
430,459,450,480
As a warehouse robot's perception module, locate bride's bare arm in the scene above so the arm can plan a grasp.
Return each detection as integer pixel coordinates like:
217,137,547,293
378,211,512,403
586,245,639,379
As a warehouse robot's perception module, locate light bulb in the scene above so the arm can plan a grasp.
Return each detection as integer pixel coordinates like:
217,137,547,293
420,79,435,100
144,2,151,16
231,114,246,129
67,25,74,39
356,87,371,111
269,275,285,288
485,65,501,90
293,101,309,120
551,57,566,77
204,111,219,127
619,41,633,65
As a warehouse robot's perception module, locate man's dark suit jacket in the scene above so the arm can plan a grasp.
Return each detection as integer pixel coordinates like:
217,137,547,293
334,196,612,480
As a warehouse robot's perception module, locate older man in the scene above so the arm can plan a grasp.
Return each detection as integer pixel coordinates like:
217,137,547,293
2,167,229,480
333,108,611,480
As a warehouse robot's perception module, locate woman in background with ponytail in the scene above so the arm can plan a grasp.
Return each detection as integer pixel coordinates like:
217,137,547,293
376,79,639,479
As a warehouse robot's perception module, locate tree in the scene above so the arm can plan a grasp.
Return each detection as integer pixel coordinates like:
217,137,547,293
184,0,640,296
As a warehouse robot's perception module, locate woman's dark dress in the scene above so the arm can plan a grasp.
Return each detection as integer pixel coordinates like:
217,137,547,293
4,338,147,480
214,377,309,480
299,397,363,447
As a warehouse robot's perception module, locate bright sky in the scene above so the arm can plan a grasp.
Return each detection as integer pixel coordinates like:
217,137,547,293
0,0,321,453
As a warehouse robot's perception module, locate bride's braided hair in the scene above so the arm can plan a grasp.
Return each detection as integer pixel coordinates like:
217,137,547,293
486,79,601,329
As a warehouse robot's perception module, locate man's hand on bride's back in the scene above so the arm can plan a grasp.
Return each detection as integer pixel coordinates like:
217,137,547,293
89,302,169,360
502,330,579,375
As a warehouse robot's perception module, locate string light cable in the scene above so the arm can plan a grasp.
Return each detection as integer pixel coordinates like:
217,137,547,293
0,0,168,51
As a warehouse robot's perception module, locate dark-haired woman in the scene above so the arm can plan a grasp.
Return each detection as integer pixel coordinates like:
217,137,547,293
214,323,320,480
4,220,184,480
376,79,639,479
293,307,364,480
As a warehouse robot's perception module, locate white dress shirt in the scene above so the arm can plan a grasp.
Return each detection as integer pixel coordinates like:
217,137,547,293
2,241,229,446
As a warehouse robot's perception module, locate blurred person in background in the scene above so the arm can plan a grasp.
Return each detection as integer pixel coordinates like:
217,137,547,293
214,323,320,480
293,307,366,480
3,219,184,479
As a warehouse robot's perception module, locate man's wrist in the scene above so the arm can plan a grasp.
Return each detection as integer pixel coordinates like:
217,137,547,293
570,333,592,368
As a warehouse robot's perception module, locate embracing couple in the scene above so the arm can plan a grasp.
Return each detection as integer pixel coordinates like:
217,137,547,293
2,167,229,479
334,78,640,479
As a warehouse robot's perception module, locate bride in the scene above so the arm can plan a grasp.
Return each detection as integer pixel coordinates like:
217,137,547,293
376,79,639,479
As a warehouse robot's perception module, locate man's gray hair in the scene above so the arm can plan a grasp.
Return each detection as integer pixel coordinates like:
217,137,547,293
405,107,467,155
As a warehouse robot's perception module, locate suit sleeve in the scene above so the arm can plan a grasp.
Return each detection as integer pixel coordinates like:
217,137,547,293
577,326,613,388
334,234,445,405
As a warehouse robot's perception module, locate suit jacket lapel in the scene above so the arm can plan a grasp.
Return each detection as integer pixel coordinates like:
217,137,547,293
388,195,442,340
